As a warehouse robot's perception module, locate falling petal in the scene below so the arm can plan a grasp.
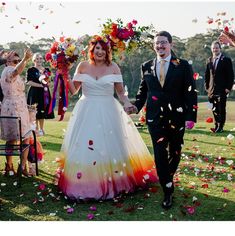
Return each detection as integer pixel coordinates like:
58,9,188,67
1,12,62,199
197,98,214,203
77,172,82,179
87,213,94,220
67,207,74,214
89,206,97,211
223,187,230,193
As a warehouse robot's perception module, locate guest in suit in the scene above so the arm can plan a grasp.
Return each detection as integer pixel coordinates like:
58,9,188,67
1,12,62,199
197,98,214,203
204,41,234,133
134,31,197,209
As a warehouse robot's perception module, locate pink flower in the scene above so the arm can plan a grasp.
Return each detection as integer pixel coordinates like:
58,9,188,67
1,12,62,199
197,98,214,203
38,183,46,191
127,22,133,29
186,206,195,215
87,213,94,220
67,207,74,214
223,187,230,193
132,20,138,25
45,53,52,61
89,205,97,211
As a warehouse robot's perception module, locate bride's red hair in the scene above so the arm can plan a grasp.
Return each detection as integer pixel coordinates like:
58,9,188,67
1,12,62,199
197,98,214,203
88,35,112,65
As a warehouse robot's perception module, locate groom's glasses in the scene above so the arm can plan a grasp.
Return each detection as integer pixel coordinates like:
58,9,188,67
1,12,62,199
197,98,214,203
155,41,169,45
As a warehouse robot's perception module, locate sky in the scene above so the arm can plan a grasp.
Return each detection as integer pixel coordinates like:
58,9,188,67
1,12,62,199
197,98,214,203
0,0,235,45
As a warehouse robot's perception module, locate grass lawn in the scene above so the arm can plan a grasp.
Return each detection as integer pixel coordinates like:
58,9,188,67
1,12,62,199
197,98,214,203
0,101,234,221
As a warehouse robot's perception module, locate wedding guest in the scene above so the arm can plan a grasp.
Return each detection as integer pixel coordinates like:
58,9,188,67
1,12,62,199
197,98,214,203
56,35,158,201
26,53,54,136
204,41,234,132
134,31,197,209
0,49,33,176
0,50,16,102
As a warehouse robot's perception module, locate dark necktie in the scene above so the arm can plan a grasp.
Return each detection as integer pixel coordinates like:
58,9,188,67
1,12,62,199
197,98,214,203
213,58,218,70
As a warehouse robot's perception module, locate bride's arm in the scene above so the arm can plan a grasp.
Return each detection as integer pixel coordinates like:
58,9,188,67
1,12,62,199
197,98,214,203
68,63,83,95
68,75,81,95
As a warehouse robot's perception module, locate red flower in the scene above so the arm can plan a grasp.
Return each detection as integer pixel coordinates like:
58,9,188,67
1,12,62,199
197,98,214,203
45,53,52,61
88,140,93,146
206,117,213,123
139,116,145,123
127,22,133,29
193,72,199,80
50,42,59,54
224,26,229,32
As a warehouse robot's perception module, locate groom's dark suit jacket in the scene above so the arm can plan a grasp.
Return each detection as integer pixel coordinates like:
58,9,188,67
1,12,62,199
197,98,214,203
135,56,197,128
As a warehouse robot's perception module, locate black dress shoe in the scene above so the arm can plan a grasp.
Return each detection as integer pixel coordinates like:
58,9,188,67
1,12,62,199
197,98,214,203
215,127,223,133
161,194,173,209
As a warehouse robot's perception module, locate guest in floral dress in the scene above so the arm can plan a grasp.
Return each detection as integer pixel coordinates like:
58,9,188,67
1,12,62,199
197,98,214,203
0,49,33,176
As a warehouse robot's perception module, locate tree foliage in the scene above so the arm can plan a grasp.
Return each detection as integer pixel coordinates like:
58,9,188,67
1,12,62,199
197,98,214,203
1,30,235,98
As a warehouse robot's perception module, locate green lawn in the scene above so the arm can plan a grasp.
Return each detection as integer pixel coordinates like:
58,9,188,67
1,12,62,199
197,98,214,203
0,101,234,221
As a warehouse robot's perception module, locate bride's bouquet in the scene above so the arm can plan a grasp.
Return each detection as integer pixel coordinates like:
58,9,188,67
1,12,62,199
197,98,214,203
45,37,85,120
101,19,154,60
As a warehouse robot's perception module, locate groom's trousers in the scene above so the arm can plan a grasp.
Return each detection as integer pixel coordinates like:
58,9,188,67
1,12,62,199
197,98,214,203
148,123,185,195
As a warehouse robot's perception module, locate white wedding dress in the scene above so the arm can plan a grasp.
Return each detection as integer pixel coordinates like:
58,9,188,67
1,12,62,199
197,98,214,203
56,73,158,200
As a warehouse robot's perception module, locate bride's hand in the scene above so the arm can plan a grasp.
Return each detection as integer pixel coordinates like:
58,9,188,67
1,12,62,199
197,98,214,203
124,105,138,115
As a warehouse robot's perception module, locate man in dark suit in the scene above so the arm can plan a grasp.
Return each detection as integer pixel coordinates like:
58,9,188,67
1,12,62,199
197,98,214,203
134,31,197,209
205,41,234,133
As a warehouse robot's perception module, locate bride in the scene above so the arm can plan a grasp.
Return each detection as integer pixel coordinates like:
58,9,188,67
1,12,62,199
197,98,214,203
56,35,158,201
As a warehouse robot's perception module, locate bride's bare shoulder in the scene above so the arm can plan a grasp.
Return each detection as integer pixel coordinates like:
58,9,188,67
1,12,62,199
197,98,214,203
110,62,121,74
75,61,90,73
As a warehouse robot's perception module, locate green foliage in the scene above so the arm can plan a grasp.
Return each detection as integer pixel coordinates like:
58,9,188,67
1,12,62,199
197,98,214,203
1,31,235,97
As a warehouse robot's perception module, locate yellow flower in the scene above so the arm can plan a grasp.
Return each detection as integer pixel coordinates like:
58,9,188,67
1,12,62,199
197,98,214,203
129,41,138,49
65,44,75,57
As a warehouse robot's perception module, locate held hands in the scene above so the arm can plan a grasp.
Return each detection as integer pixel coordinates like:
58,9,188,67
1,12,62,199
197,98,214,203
124,105,138,115
185,121,195,130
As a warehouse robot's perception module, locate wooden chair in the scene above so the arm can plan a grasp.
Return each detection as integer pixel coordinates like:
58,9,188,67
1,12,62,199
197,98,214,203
0,116,38,186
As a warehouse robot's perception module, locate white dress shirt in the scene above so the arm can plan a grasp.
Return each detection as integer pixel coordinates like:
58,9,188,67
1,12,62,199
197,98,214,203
156,54,171,81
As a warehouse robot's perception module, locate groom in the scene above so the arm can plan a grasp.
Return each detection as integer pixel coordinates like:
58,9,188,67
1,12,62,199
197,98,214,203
134,31,197,209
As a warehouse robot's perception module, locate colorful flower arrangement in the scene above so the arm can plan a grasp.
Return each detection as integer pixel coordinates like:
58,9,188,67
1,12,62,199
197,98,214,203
100,19,154,60
206,12,235,47
45,36,85,120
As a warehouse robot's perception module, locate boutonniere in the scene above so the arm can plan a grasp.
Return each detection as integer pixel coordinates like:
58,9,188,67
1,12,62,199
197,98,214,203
171,58,180,66
221,55,224,61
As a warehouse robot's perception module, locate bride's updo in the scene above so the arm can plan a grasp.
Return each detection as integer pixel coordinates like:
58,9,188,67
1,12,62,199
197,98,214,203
88,35,112,65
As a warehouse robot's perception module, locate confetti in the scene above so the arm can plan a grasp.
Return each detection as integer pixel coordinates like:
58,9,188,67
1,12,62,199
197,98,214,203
87,213,94,220
77,172,82,179
67,207,74,214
